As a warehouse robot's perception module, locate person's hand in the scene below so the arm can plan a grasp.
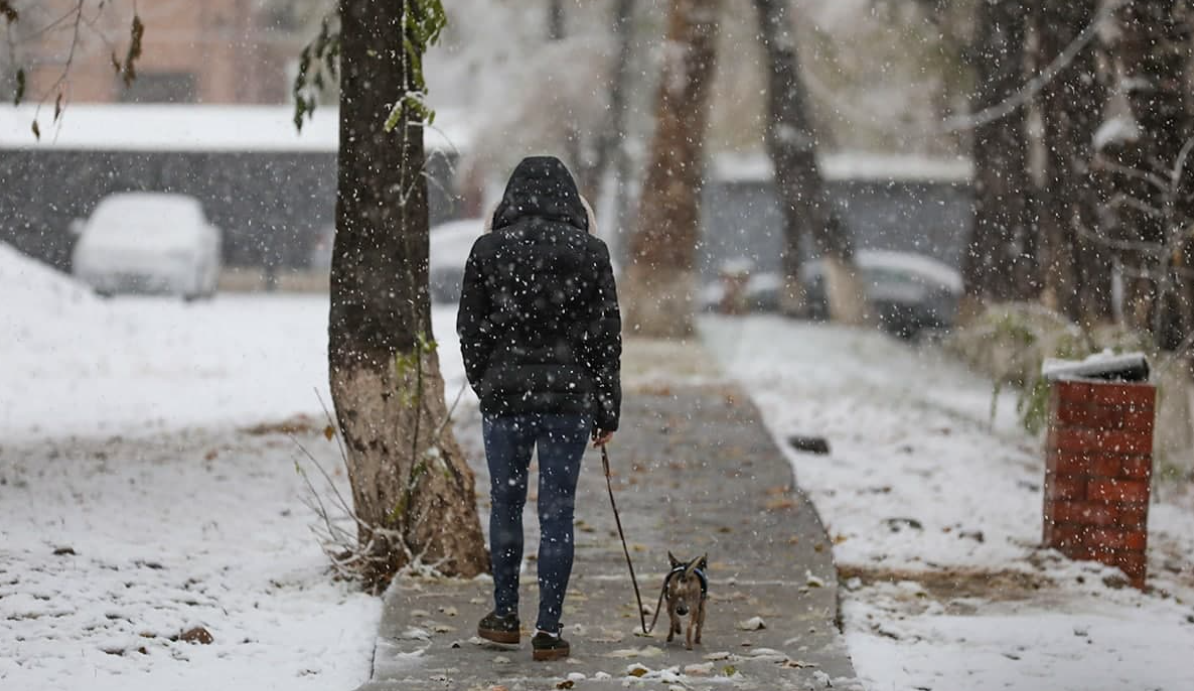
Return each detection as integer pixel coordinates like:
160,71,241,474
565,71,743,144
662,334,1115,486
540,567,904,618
592,429,614,448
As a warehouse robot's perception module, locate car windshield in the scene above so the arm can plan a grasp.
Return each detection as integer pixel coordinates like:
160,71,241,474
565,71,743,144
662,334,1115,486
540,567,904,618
866,267,921,286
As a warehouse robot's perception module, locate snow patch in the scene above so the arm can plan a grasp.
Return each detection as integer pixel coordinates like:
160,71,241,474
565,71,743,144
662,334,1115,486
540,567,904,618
0,429,380,691
711,151,974,184
0,242,474,442
0,104,471,153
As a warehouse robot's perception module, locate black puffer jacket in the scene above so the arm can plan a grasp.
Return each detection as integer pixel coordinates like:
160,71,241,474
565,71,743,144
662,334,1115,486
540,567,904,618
456,156,622,431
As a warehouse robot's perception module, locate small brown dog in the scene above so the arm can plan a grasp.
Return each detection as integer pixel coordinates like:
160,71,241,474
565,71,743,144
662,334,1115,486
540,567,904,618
664,552,708,649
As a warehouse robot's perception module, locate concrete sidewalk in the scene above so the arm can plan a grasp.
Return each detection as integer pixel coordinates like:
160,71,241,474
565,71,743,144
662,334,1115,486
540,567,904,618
358,339,860,691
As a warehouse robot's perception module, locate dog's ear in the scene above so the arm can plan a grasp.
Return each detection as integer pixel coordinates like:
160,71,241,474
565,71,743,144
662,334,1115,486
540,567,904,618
668,551,682,569
697,554,708,571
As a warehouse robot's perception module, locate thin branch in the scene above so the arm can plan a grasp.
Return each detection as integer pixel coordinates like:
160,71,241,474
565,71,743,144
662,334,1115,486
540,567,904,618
1155,327,1194,374
800,0,1128,136
30,0,85,121
1074,219,1167,256
315,388,348,469
935,0,1127,133
289,433,357,524
13,3,82,43
297,475,355,546
431,381,467,444
419,169,454,205
1106,193,1165,220
1168,135,1194,196
1093,155,1171,191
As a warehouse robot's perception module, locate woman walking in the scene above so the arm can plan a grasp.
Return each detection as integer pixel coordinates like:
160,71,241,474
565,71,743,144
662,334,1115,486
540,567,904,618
457,156,622,661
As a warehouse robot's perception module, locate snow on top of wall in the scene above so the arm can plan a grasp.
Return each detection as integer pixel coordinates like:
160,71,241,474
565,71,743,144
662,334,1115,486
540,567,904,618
712,151,974,184
1042,351,1149,382
0,105,472,153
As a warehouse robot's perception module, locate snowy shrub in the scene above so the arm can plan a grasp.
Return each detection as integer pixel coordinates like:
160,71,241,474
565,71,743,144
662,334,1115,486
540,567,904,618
946,303,1153,434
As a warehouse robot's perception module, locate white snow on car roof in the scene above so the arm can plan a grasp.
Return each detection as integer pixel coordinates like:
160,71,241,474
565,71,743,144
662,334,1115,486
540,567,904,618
799,249,964,292
855,249,964,292
93,192,204,215
0,105,471,153
84,193,213,249
711,151,974,183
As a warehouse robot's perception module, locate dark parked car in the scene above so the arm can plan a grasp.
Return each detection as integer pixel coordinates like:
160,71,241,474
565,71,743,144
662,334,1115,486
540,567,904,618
801,249,962,339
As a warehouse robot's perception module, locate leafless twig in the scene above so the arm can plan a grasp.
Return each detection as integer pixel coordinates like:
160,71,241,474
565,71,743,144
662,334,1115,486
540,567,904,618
294,384,469,585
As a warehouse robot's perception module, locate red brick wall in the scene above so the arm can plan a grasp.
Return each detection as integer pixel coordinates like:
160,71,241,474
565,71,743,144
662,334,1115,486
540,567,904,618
1043,380,1154,588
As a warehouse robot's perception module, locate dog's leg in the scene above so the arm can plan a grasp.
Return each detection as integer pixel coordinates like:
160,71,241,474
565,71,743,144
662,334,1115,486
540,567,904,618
694,599,705,645
666,608,677,643
685,615,693,650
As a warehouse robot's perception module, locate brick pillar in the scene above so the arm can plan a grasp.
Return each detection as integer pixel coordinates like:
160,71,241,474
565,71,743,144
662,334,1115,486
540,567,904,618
1043,380,1154,588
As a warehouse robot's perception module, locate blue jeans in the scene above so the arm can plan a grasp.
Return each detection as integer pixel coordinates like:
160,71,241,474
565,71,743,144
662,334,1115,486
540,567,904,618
483,413,591,632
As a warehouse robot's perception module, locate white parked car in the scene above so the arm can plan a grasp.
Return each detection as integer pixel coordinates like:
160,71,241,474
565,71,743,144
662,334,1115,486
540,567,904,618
428,218,484,303
71,193,222,299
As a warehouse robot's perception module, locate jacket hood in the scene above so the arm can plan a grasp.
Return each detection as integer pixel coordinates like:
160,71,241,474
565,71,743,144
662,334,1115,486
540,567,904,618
491,156,590,232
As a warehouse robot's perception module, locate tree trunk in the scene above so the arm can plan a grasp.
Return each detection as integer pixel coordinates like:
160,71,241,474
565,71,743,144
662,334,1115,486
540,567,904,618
610,0,638,260
623,0,720,338
572,0,634,208
1107,0,1194,348
753,0,866,323
1035,0,1112,328
547,0,566,42
584,0,635,222
962,0,1034,316
329,0,488,591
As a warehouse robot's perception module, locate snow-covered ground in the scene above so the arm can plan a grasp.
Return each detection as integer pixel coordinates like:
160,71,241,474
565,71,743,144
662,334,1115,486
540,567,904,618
0,242,471,440
8,237,1194,690
704,315,1194,691
0,244,470,690
0,429,380,691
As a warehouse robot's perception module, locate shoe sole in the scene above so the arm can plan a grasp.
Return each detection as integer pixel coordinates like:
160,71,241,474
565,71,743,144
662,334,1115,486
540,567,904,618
478,628,520,645
532,646,570,661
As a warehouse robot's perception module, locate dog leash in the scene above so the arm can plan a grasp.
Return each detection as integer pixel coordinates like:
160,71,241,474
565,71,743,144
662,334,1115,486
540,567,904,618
601,444,668,635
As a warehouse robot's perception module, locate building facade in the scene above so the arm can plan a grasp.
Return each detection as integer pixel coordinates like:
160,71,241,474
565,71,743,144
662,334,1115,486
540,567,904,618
25,0,295,105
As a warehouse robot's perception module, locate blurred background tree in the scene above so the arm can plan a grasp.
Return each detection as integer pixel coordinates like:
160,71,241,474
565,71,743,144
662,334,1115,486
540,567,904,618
961,0,1034,315
622,0,721,338
1035,1,1113,326
755,0,866,324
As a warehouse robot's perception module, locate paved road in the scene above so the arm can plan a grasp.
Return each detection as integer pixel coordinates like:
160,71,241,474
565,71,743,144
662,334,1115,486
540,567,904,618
359,340,860,691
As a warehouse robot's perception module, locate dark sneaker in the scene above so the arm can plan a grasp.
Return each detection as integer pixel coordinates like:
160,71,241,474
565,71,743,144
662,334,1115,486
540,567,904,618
531,629,570,661
477,611,520,644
